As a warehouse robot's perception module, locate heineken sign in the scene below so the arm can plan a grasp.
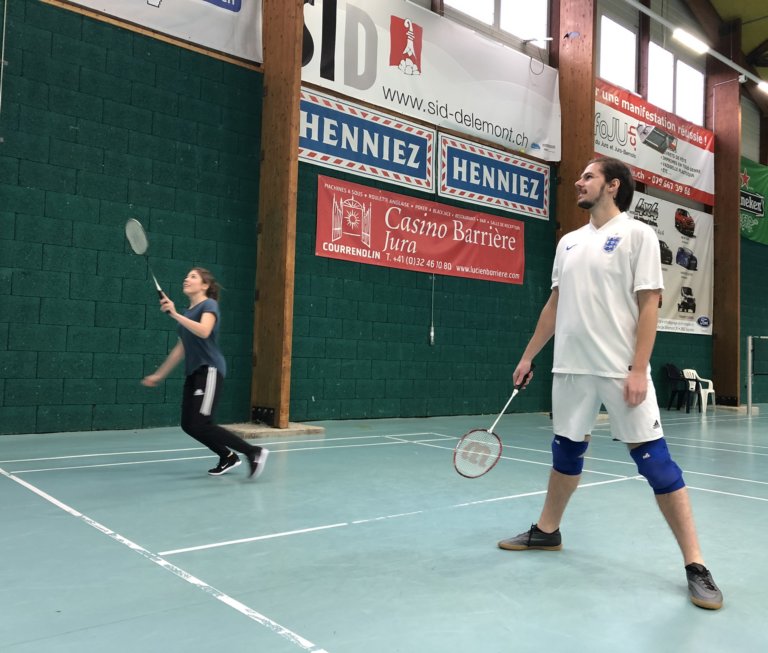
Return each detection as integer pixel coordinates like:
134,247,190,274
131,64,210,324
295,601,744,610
740,157,768,245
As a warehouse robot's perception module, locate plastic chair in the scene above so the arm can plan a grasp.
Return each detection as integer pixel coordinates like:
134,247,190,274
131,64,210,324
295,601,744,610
680,369,701,413
663,363,687,410
683,369,716,414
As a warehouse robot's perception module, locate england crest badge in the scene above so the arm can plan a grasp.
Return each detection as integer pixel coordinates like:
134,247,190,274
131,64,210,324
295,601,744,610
603,236,622,252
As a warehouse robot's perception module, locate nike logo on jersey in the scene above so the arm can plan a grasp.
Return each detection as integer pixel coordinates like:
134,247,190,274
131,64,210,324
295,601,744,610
193,389,205,396
566,244,577,250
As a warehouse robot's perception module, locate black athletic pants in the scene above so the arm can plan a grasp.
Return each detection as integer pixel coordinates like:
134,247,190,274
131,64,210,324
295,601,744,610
180,366,256,460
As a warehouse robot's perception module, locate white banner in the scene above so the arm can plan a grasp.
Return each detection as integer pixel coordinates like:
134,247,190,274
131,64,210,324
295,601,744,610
302,0,561,161
628,192,713,335
61,0,263,63
594,79,715,205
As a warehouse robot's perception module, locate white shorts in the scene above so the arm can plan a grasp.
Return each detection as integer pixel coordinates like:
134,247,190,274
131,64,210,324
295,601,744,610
552,373,664,444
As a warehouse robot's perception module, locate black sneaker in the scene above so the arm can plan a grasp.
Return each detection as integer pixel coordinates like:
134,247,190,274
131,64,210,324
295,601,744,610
685,563,723,610
208,453,241,476
498,524,562,551
246,447,269,480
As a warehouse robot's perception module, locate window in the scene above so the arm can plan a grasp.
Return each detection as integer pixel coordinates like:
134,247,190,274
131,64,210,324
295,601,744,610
443,1,549,48
647,42,674,112
500,0,548,42
675,60,705,125
443,0,493,25
599,15,637,92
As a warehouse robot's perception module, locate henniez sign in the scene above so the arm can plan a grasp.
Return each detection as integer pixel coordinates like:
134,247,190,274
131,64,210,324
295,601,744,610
299,88,435,192
299,90,551,220
315,176,525,285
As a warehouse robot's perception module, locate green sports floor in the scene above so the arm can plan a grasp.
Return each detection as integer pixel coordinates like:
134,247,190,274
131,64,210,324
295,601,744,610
1,407,766,653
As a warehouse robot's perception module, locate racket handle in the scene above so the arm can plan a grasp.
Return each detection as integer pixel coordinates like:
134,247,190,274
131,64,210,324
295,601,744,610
514,363,535,390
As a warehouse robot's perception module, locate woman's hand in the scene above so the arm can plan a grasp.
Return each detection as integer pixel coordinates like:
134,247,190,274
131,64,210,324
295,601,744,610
159,293,177,317
141,374,163,387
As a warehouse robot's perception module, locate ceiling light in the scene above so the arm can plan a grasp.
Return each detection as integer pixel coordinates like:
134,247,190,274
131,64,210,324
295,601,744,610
672,28,709,55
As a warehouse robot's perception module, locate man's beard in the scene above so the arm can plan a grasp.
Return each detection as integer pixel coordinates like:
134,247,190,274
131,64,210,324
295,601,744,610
576,183,606,210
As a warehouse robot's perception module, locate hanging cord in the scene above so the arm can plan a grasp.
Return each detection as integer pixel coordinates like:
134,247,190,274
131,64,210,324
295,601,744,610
429,273,435,346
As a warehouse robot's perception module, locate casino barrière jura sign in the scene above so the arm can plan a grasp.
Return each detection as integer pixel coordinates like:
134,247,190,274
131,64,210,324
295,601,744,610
315,176,525,284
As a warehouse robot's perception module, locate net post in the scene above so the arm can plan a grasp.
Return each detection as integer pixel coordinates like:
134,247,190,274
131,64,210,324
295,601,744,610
747,335,753,417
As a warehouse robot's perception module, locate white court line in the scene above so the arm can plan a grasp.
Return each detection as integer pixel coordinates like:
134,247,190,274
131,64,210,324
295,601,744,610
686,484,768,502
15,433,768,490
161,476,640,557
159,523,349,556
0,466,330,653
0,432,437,465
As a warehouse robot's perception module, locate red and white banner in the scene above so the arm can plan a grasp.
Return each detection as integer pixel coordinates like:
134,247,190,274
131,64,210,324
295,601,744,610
594,79,715,205
315,176,525,284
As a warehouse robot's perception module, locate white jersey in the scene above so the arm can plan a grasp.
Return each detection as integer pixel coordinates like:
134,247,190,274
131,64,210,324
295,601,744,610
551,212,663,378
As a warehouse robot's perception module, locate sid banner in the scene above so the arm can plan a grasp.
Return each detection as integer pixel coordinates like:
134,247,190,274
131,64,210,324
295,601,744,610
315,176,525,284
56,0,263,63
628,192,713,335
594,78,715,205
739,157,768,245
302,0,561,161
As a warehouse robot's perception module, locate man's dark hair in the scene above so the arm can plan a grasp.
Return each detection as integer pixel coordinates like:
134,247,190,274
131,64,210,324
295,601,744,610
588,157,635,212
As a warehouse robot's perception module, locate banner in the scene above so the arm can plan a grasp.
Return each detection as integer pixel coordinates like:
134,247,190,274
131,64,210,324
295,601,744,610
594,79,715,205
302,0,561,161
739,157,768,245
299,88,435,192
315,176,525,284
59,0,263,63
438,134,550,220
628,192,713,335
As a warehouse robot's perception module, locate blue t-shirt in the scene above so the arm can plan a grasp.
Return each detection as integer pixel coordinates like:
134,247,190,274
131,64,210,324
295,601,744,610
178,298,227,377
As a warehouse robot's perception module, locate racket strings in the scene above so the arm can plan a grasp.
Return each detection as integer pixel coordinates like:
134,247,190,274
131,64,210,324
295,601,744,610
125,220,149,255
454,429,502,478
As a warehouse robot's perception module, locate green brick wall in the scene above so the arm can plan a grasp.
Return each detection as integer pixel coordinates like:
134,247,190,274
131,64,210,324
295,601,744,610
290,164,557,421
0,0,261,434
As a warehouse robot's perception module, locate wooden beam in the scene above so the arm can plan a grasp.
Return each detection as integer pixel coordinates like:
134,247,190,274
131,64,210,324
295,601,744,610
706,22,742,405
550,0,597,241
250,0,304,428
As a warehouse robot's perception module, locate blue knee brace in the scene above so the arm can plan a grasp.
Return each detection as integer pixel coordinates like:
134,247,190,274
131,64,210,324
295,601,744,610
630,438,685,495
551,436,589,475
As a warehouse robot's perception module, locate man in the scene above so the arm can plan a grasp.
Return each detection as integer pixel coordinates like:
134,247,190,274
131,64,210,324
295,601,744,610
499,157,722,610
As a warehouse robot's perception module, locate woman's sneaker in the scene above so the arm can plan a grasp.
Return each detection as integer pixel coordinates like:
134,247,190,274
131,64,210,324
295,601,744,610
685,563,723,610
247,447,269,480
498,524,562,550
208,453,241,476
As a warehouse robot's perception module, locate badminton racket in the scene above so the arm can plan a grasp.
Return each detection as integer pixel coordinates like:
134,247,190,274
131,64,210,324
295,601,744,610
453,367,534,478
125,218,164,298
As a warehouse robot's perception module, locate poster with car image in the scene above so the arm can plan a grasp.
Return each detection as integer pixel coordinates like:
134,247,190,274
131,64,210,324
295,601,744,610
629,192,713,335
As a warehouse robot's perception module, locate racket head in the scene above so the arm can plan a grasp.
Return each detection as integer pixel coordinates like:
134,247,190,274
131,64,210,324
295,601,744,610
125,218,149,255
453,428,502,478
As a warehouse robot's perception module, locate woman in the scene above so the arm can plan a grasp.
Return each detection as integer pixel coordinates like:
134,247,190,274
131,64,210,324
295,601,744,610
141,268,268,479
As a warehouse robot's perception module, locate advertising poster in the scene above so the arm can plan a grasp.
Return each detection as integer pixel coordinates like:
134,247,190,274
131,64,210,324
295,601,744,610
739,157,768,245
628,192,713,335
59,0,263,63
315,176,525,284
302,0,561,161
299,88,435,192
437,134,550,220
594,78,715,205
